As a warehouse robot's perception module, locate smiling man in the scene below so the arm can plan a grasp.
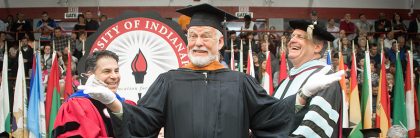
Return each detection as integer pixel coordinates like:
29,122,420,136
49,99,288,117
81,4,344,138
52,50,136,137
273,20,341,137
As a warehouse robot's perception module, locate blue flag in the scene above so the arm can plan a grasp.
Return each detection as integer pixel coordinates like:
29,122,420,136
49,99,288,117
27,52,46,137
326,50,332,65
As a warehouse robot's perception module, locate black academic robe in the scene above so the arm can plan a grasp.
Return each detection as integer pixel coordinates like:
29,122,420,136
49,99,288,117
110,68,297,138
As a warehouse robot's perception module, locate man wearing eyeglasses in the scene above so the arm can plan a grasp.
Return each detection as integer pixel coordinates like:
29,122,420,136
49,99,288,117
273,20,342,138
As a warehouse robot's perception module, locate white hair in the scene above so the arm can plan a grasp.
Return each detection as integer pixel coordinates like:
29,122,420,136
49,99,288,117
187,27,223,67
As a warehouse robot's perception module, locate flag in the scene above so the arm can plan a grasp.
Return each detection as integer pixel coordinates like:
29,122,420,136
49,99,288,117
405,51,416,138
361,51,372,128
0,44,10,133
246,44,255,77
45,52,61,137
262,51,273,95
418,76,420,130
348,52,362,137
230,40,236,71
239,40,244,72
326,49,332,65
278,50,287,84
392,51,407,129
27,52,46,138
64,51,73,99
375,49,390,137
338,51,349,128
12,50,29,137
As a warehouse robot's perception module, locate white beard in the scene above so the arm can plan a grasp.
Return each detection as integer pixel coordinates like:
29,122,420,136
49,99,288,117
188,48,218,67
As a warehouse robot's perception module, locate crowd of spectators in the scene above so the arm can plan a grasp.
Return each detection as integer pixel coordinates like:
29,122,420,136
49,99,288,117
0,11,105,96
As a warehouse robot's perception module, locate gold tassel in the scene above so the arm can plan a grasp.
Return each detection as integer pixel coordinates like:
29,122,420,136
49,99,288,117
306,25,314,40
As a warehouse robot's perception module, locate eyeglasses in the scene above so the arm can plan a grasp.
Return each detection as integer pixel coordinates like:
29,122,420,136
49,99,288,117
290,34,308,40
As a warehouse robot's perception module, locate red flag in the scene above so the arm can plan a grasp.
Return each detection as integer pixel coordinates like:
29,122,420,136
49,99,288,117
405,51,416,138
45,52,62,135
246,50,255,77
263,51,273,95
375,50,390,137
64,52,73,99
278,50,287,84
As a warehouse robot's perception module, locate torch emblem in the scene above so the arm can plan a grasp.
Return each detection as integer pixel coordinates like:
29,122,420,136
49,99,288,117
131,48,147,83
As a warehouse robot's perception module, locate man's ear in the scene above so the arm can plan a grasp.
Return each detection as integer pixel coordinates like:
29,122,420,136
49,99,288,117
313,42,323,53
218,36,224,50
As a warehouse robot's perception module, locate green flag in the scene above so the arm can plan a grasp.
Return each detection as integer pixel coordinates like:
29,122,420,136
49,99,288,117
361,51,372,128
392,51,407,127
45,52,62,137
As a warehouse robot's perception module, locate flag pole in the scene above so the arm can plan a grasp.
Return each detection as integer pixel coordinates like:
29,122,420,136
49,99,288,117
52,40,55,53
239,39,243,72
68,40,71,53
410,40,413,52
18,40,21,51
82,40,85,56
38,39,41,52
5,41,7,53
366,39,369,52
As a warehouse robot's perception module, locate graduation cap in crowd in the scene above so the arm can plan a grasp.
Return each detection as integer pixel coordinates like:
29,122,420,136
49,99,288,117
176,3,238,33
360,128,381,138
289,19,335,41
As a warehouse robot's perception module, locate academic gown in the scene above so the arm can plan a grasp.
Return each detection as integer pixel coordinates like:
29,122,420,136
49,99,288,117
52,90,136,138
110,64,298,138
273,60,342,138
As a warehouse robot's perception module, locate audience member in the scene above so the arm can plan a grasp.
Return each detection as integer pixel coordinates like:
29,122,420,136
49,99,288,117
309,10,326,30
99,14,108,24
408,13,420,39
241,15,257,37
327,18,340,38
355,13,372,33
73,14,86,33
36,11,57,41
340,13,356,40
0,19,6,32
84,11,100,36
369,44,381,67
333,29,346,49
4,15,14,32
392,12,407,37
52,27,71,53
41,43,53,71
20,37,33,76
11,12,33,40
375,13,392,37
8,46,19,77
384,31,396,49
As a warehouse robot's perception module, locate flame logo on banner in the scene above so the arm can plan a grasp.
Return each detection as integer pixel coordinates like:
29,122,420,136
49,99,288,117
131,49,147,83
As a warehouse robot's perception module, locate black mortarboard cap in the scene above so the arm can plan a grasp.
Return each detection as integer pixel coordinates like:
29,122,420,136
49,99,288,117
342,128,353,137
360,128,381,138
289,19,335,41
176,3,238,33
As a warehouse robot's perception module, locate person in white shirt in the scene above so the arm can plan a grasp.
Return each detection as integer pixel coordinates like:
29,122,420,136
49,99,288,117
327,18,340,38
